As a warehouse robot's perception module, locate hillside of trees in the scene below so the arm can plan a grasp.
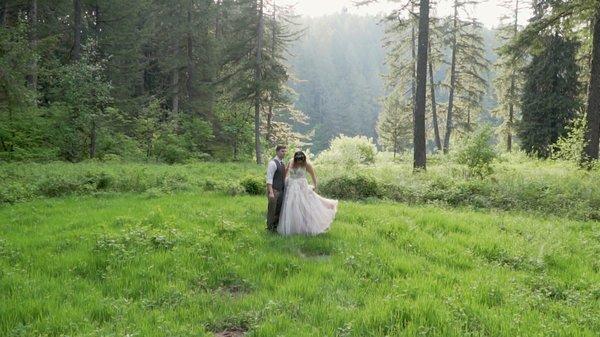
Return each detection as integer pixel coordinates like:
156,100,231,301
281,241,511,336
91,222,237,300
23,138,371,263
1,0,599,168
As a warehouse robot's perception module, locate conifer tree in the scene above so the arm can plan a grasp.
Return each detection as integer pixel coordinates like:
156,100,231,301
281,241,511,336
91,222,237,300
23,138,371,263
493,0,526,152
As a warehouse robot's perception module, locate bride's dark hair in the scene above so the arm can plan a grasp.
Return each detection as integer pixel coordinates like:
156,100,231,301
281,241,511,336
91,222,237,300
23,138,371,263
293,151,307,168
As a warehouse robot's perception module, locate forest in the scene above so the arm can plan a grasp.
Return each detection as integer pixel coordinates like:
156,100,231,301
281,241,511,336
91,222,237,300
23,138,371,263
1,1,600,336
1,0,306,164
1,0,598,166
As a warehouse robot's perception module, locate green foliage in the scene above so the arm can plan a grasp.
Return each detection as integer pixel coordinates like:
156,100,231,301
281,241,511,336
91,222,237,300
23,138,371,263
0,0,304,164
320,174,380,200
180,115,214,156
0,21,47,161
0,20,35,111
4,159,600,220
240,176,264,195
518,34,581,158
493,0,526,151
47,45,114,161
97,132,144,162
376,92,412,155
153,132,189,165
455,127,498,178
0,106,58,161
214,98,254,161
551,114,588,163
135,99,165,160
316,135,377,166
319,154,600,220
449,16,490,134
0,162,264,204
133,99,202,164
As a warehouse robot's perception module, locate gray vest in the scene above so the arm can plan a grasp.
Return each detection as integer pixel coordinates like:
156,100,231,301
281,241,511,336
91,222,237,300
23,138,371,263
272,158,285,191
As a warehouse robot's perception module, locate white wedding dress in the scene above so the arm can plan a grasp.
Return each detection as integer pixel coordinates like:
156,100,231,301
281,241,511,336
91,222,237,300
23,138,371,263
278,166,338,235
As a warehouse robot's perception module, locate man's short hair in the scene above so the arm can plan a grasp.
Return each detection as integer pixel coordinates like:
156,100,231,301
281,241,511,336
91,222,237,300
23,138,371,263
275,145,287,152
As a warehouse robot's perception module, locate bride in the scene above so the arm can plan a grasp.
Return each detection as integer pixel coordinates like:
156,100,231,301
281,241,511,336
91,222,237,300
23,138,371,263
278,151,338,235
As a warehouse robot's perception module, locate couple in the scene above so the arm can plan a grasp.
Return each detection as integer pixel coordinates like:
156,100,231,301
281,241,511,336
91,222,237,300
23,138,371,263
266,145,338,235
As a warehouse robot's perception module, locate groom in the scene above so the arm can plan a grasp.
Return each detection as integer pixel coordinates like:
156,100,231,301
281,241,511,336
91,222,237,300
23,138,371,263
266,145,287,232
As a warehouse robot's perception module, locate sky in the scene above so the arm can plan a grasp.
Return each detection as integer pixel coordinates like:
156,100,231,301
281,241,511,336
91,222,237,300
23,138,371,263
278,0,533,28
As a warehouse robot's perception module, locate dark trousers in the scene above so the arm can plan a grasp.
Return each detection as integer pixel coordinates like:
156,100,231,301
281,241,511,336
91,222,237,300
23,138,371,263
266,188,284,231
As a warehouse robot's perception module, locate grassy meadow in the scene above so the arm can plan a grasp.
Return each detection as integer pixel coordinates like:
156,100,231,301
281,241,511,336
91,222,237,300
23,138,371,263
1,159,600,336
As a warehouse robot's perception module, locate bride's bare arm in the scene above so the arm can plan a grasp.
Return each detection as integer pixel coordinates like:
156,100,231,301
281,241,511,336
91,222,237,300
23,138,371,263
306,163,317,189
285,162,292,177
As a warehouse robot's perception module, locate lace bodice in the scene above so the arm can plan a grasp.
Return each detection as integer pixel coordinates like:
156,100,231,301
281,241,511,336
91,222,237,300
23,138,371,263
288,166,307,179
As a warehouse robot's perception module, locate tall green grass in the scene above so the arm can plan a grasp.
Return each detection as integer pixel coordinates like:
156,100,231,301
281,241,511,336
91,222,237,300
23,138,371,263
0,161,263,203
2,154,600,219
318,152,600,220
1,192,598,336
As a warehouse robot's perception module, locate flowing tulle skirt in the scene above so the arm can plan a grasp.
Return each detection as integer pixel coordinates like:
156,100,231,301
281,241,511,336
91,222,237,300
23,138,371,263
277,177,338,235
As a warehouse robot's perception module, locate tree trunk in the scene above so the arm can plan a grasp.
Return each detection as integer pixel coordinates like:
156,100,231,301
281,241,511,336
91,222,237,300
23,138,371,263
413,0,430,171
584,8,600,162
73,0,82,61
443,0,459,154
506,0,519,153
507,99,514,152
215,0,222,39
1,1,7,27
233,139,238,161
27,0,38,92
266,106,273,145
186,5,195,102
467,109,471,128
428,46,442,152
254,0,264,165
266,2,276,145
89,118,97,158
146,136,152,158
172,70,180,115
171,40,180,115
410,9,417,106
200,0,215,126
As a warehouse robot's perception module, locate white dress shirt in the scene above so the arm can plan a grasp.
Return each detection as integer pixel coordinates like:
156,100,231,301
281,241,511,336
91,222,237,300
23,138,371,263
266,157,285,185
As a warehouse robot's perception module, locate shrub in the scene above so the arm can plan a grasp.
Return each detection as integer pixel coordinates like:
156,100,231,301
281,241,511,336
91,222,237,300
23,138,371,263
101,154,123,162
0,182,32,204
551,115,587,163
316,135,377,167
186,152,212,163
36,175,80,197
225,183,246,196
240,176,264,195
82,171,114,190
143,187,164,199
203,179,218,191
156,142,189,164
98,132,144,162
455,127,497,178
114,167,152,192
320,174,380,200
159,172,190,192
